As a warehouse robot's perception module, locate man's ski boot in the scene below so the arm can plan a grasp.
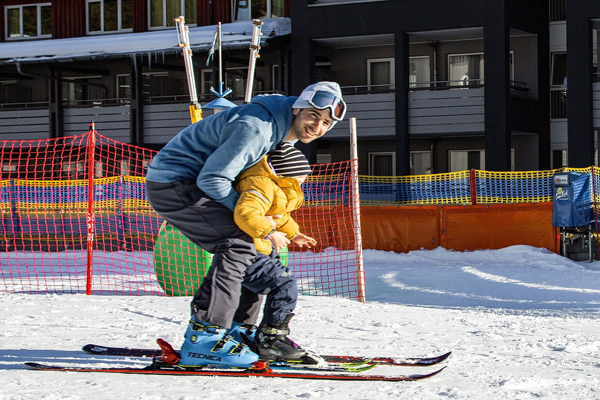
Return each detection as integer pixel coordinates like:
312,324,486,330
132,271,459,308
255,313,321,364
178,318,259,368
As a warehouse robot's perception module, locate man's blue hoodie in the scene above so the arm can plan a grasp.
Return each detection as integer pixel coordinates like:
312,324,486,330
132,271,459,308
146,95,296,212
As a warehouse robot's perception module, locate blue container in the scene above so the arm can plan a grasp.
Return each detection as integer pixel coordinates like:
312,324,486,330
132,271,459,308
552,172,594,227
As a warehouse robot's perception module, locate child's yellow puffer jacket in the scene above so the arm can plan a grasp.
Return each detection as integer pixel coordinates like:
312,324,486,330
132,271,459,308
234,156,304,255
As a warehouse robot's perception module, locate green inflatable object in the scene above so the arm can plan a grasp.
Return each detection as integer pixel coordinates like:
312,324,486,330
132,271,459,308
153,222,289,297
153,222,212,297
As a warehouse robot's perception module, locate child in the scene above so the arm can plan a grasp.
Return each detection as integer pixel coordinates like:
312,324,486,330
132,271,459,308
230,141,317,362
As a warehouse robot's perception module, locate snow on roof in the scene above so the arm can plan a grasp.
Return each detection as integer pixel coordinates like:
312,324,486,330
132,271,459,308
0,18,291,64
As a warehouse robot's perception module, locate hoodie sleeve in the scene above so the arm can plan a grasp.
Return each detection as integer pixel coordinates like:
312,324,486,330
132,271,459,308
196,122,272,211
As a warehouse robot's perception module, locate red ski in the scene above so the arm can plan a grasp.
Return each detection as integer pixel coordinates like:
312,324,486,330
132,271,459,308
25,361,446,382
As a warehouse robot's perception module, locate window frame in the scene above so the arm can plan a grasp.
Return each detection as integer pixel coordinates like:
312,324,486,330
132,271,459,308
61,75,104,105
448,149,486,172
86,0,133,34
232,0,285,21
410,150,432,175
447,51,515,87
409,55,431,89
367,58,395,90
551,52,567,87
5,3,52,40
148,0,197,29
368,151,396,176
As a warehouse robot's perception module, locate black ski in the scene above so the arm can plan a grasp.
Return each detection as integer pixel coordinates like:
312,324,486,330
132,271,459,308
82,343,451,367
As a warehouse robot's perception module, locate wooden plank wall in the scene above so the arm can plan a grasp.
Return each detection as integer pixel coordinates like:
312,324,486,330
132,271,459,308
408,87,485,135
327,88,485,139
0,108,50,140
63,105,131,142
327,92,396,139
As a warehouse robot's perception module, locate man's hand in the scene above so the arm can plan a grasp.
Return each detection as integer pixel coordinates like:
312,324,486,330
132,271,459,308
267,231,290,252
292,232,317,248
265,214,282,229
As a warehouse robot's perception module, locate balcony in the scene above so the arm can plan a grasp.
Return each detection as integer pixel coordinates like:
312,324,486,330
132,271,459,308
327,82,531,139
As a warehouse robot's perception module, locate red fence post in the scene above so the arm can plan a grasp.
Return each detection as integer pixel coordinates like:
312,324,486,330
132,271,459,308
86,123,96,295
469,169,477,205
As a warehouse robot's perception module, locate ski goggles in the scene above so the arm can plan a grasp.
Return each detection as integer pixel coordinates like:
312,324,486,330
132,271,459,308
298,90,347,121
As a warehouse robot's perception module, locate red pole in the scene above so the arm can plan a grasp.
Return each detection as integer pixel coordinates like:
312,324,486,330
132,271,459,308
86,122,96,295
469,169,477,205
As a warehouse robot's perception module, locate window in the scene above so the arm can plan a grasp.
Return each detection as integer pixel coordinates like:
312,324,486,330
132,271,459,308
116,72,186,102
120,159,130,175
5,3,51,39
552,150,567,169
62,76,106,105
551,53,567,119
369,152,395,176
272,65,283,92
410,151,431,175
448,52,515,87
551,53,567,86
448,150,485,172
62,160,85,179
143,72,184,98
594,49,598,81
116,74,130,102
367,58,394,91
549,0,566,22
409,56,430,88
201,69,215,98
448,53,485,87
87,0,132,33
316,154,331,164
1,163,18,179
225,67,262,98
0,80,32,104
149,0,196,28
1,163,17,172
233,0,284,20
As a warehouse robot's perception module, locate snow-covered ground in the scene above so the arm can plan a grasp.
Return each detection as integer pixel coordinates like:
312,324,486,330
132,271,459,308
2,245,600,399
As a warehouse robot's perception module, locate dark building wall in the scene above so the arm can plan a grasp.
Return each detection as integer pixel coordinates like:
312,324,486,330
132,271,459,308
566,0,600,168
291,0,547,173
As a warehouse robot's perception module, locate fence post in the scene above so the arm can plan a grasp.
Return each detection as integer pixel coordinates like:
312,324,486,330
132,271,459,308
86,123,96,295
469,169,477,205
349,117,366,302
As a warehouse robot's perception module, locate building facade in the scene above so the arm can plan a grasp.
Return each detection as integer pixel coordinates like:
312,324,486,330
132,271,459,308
0,0,598,176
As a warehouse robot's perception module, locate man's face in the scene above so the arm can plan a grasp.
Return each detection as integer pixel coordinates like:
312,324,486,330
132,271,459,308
287,108,333,143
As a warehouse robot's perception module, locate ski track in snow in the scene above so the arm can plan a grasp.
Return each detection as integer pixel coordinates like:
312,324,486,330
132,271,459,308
2,245,600,399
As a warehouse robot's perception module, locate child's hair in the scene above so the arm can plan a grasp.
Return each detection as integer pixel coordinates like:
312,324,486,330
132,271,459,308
269,142,312,178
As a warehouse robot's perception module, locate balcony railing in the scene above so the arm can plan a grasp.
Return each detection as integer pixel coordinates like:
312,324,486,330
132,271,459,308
341,80,528,94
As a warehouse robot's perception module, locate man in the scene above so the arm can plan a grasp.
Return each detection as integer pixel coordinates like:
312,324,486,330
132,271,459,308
145,81,346,368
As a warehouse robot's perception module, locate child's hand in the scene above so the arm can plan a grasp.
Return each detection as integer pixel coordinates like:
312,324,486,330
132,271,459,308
292,233,317,248
267,231,290,252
